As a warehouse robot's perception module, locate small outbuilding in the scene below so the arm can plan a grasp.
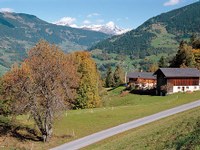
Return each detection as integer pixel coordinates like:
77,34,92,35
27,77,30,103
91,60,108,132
154,68,200,95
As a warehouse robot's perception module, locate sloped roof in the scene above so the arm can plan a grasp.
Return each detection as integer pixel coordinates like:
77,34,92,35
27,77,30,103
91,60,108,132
154,68,200,78
127,72,156,79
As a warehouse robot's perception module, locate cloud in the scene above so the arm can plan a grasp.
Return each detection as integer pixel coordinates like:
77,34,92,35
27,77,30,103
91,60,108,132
87,13,100,18
0,8,14,12
53,17,76,26
164,0,181,6
83,20,91,24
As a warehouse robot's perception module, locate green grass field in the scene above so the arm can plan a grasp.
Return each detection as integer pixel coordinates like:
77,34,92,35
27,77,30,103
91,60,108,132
150,24,178,49
84,107,200,150
1,87,200,149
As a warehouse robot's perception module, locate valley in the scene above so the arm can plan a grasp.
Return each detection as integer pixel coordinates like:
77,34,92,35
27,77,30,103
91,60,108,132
0,12,109,73
1,2,200,75
0,1,200,149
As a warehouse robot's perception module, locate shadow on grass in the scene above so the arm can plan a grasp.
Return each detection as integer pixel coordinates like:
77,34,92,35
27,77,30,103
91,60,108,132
130,88,157,96
0,117,42,142
107,87,119,92
12,126,43,142
0,116,73,143
107,85,126,92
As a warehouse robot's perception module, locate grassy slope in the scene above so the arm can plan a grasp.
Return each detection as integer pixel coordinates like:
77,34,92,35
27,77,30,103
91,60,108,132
150,24,178,49
84,107,200,150
91,49,170,73
1,87,200,149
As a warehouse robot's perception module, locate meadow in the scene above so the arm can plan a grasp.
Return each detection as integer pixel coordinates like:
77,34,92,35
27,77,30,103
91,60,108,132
1,87,200,149
84,107,200,150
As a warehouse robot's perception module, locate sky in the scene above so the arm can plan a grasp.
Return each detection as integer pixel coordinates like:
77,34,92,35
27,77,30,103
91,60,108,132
0,0,198,30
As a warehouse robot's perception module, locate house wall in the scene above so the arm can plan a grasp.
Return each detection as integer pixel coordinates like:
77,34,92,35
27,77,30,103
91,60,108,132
167,78,199,86
128,78,156,89
137,78,156,84
171,85,200,94
166,77,200,94
128,78,137,83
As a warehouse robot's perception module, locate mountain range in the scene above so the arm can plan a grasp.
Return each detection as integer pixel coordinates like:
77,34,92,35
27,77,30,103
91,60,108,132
0,1,200,75
54,21,129,35
91,1,200,59
0,12,109,73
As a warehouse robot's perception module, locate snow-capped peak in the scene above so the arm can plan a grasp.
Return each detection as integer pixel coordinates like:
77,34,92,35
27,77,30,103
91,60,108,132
106,21,115,29
80,22,130,35
53,18,130,35
53,17,76,26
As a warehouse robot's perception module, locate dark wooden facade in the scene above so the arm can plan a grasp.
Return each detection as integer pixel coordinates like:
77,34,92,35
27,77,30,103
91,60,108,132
129,78,156,84
167,78,199,86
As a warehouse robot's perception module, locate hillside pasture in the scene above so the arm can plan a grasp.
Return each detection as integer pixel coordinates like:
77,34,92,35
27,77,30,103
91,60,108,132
1,87,200,149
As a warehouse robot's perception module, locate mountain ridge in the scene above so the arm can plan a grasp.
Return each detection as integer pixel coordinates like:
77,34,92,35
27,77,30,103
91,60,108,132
0,12,109,71
91,1,200,58
54,20,130,35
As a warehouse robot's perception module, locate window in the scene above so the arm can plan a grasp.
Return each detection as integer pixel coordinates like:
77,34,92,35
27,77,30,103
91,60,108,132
178,87,181,89
194,86,197,89
186,86,189,89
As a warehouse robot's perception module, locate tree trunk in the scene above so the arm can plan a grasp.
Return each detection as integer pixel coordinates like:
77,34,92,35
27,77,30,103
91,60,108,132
42,125,53,142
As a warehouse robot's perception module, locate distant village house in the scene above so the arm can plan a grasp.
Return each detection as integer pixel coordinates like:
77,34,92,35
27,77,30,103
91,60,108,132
127,72,156,89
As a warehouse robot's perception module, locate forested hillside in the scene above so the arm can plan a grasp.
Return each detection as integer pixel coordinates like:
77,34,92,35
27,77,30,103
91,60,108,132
91,1,200,58
0,12,109,74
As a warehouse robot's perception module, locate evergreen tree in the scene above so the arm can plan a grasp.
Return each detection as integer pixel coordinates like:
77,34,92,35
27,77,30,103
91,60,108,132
113,65,125,87
193,52,200,70
190,34,197,46
105,66,114,88
0,77,11,116
190,36,200,69
190,34,200,49
170,41,196,68
148,63,159,72
158,56,167,68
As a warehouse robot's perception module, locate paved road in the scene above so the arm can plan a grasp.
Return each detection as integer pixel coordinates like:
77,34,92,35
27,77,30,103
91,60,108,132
51,100,200,150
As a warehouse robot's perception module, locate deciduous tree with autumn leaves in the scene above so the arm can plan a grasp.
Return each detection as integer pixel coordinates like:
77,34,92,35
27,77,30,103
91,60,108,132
70,51,101,109
1,40,102,142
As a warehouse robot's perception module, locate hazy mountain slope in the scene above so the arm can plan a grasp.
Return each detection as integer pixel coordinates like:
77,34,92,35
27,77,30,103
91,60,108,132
91,1,200,58
0,12,109,69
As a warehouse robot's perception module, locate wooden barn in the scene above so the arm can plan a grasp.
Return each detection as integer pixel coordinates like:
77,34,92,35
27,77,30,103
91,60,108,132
154,68,200,95
126,72,156,89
